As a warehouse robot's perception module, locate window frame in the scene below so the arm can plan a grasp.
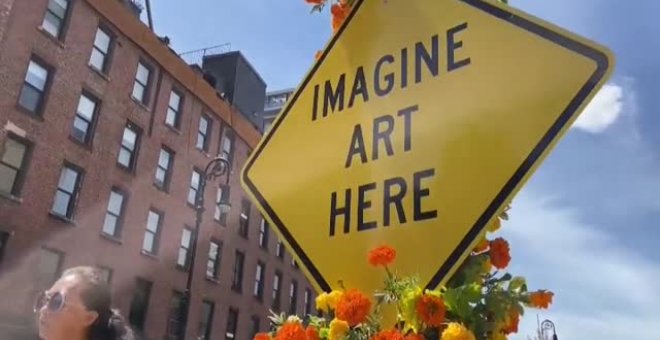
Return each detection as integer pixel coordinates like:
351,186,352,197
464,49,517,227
218,125,235,167
239,199,251,239
17,56,53,116
165,88,184,129
253,261,265,301
101,186,127,238
250,315,260,340
198,300,215,340
206,239,222,280
96,265,113,284
0,133,33,197
225,307,239,340
89,25,114,74
51,162,84,220
276,240,284,259
188,168,203,206
70,90,101,146
117,121,142,172
214,184,230,225
258,218,269,250
272,271,282,311
177,226,194,270
196,114,212,152
166,290,186,339
131,60,153,105
36,247,64,289
141,208,163,255
154,146,174,191
0,231,9,265
231,250,245,293
128,278,153,332
304,289,312,316
40,0,73,41
288,280,298,315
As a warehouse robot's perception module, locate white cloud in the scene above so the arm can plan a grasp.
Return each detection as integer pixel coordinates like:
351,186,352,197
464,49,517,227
502,191,660,340
573,84,624,133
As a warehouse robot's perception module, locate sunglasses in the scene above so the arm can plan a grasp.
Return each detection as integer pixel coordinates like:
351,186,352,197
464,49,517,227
34,291,66,313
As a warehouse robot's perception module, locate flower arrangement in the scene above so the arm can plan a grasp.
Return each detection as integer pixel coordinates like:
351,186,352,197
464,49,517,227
253,209,554,340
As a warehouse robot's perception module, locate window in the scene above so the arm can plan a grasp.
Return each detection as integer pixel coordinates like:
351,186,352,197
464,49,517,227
276,240,284,259
258,219,269,249
102,189,125,237
291,258,299,269
71,92,99,144
132,62,151,104
41,0,70,39
141,210,162,255
166,291,185,339
198,300,215,340
0,135,31,196
0,231,9,264
289,281,298,315
188,169,202,205
219,126,235,166
36,248,62,284
177,227,193,269
89,27,112,72
36,248,63,289
225,307,238,340
214,185,230,224
272,271,282,311
231,250,245,293
154,147,174,190
96,266,113,284
128,278,152,332
239,199,250,238
196,115,211,151
18,59,51,114
117,123,141,170
165,90,183,128
206,240,221,280
250,315,260,340
304,289,312,316
253,261,265,300
51,164,83,219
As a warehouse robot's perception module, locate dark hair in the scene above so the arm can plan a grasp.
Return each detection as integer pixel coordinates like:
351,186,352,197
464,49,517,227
61,267,134,340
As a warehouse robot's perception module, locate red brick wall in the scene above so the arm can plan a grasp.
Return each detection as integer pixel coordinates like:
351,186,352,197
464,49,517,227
0,0,314,339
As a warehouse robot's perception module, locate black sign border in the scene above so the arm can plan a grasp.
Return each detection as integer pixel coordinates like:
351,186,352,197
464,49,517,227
243,0,611,292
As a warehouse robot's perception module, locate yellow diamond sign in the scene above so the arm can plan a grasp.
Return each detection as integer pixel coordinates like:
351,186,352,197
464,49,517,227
242,0,613,294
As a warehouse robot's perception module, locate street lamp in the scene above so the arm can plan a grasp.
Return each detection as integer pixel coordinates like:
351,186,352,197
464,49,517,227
181,156,231,339
541,319,558,340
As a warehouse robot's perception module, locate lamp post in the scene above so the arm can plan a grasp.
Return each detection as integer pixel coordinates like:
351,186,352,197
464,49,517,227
181,156,231,340
541,319,558,340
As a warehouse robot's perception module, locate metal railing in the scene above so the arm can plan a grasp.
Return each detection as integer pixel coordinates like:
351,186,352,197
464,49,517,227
178,43,233,67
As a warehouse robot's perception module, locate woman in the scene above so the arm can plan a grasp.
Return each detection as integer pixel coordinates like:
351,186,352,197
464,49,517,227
34,266,133,340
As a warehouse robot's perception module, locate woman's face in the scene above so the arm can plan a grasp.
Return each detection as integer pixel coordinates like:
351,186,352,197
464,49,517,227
37,274,99,340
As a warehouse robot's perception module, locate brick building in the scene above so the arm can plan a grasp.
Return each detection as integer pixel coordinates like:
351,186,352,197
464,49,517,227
0,0,315,339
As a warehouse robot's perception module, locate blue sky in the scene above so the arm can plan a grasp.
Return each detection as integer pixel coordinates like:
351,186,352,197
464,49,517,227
149,1,659,338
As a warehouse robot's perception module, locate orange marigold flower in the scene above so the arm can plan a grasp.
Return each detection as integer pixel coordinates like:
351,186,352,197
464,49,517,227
415,294,446,327
331,2,350,32
473,238,489,253
305,0,325,5
489,237,511,269
404,333,425,340
529,290,554,309
275,322,307,340
501,310,519,335
315,50,323,60
254,333,273,340
335,288,372,327
368,245,397,267
306,326,320,340
372,329,405,340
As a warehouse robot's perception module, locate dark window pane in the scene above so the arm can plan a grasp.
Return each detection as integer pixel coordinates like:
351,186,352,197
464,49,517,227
18,85,41,112
128,279,152,331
